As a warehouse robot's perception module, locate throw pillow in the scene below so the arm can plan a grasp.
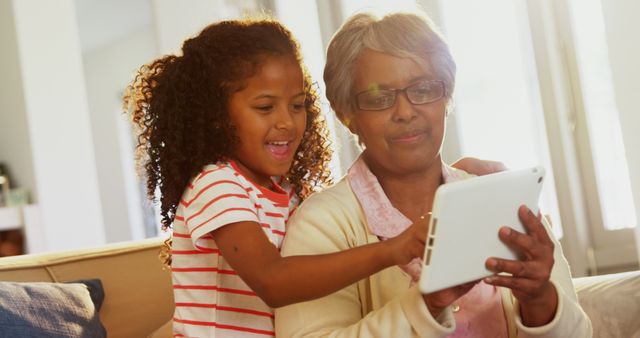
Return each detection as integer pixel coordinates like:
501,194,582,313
0,279,106,338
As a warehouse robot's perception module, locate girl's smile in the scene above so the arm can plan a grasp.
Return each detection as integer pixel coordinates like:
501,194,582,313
265,140,295,161
228,55,306,187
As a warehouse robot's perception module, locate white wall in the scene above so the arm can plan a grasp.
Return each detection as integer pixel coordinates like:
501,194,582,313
0,0,36,197
82,25,158,242
600,0,640,261
11,0,105,251
1,0,270,253
151,0,246,55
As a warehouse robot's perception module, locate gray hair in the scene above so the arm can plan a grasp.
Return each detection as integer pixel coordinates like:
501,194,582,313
323,12,456,125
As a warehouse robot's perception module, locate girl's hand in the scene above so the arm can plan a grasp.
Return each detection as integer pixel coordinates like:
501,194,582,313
484,205,558,327
384,216,429,265
451,157,507,176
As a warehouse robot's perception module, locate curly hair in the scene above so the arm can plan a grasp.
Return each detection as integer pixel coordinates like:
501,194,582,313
123,18,332,233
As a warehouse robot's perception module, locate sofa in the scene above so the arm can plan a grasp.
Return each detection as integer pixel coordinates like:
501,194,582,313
0,237,638,337
0,237,173,338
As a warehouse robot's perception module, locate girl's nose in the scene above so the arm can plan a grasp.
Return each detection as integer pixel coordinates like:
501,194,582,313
275,107,294,129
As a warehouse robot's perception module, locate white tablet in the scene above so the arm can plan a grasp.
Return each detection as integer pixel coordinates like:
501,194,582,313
419,166,545,294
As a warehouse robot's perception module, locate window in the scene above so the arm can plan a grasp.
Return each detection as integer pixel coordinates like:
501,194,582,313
274,0,639,274
567,0,636,231
440,0,563,238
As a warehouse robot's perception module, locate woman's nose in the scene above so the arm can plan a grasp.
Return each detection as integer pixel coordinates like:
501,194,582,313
391,93,417,122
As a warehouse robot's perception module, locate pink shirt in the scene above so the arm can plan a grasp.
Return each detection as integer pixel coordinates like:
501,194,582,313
347,157,508,337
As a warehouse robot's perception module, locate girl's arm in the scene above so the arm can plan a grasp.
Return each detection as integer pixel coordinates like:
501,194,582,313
211,219,427,308
211,157,505,308
451,157,506,175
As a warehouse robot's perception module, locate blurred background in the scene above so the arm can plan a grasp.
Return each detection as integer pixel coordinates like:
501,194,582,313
0,0,638,277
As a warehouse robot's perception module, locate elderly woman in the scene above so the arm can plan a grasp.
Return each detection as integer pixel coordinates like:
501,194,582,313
275,12,591,337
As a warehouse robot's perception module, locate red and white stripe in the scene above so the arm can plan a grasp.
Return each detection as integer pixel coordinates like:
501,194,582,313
171,162,297,337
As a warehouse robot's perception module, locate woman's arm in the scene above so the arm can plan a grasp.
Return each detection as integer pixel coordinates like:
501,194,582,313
211,216,428,308
275,187,456,337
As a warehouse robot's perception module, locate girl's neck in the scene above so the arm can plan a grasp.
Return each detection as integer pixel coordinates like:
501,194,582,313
231,159,275,190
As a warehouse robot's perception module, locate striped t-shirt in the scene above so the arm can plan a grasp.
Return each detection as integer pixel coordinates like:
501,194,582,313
171,161,298,337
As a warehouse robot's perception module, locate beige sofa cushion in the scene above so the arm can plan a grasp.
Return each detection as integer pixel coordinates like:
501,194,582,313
575,270,640,338
0,238,174,338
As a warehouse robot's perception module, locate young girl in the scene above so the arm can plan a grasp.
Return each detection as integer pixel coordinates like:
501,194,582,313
124,19,428,337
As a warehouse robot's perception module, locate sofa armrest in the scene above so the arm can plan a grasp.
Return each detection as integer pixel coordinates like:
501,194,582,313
574,270,640,337
0,237,174,338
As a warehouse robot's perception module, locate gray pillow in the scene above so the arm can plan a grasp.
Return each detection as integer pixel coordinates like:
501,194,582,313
0,279,106,338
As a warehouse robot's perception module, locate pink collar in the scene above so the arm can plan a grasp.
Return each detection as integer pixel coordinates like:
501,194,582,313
347,156,509,336
347,155,466,239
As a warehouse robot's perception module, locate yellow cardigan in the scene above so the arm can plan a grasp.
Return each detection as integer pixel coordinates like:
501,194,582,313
275,177,592,337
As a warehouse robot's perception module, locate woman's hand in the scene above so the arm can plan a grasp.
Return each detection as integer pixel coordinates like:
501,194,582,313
422,281,479,319
451,157,507,176
484,205,558,327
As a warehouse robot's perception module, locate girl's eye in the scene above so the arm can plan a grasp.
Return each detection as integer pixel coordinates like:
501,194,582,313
256,106,274,113
291,103,305,112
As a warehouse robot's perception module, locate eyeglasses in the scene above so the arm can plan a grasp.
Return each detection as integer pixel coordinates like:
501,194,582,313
354,80,445,111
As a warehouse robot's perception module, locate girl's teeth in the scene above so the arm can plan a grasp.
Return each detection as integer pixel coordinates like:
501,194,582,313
266,142,290,159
